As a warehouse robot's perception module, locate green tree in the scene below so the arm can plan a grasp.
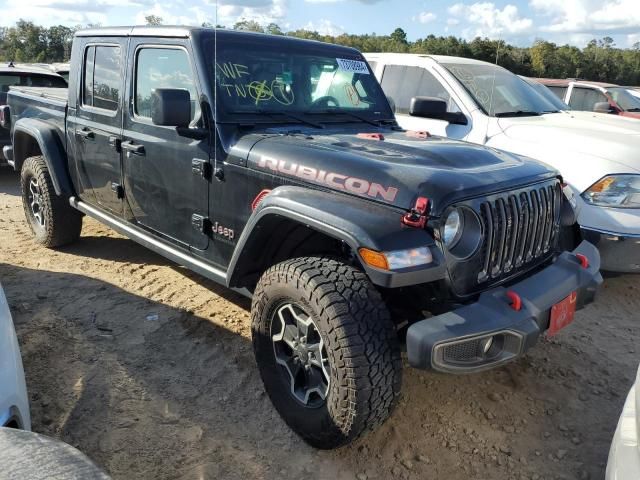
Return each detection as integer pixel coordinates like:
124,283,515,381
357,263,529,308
145,15,163,26
233,19,264,33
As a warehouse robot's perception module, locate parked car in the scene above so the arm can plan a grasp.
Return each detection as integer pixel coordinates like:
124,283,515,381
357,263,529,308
0,281,30,430
50,63,70,83
365,53,640,272
0,63,67,167
1,27,602,448
606,364,640,480
537,78,640,119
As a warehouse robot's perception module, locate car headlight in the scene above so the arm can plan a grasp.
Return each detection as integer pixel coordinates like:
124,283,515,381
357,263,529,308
582,175,640,208
443,209,463,248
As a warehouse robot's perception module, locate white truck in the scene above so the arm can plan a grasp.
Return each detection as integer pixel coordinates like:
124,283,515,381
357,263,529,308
365,53,640,272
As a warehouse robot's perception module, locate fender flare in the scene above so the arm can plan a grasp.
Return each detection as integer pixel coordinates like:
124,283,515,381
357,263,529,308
226,186,447,289
12,118,74,196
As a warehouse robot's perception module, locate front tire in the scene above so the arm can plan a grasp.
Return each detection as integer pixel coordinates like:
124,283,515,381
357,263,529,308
20,155,82,248
251,257,402,449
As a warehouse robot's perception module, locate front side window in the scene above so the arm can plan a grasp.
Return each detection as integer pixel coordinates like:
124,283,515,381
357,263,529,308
607,87,640,112
135,47,200,122
83,45,121,111
546,85,568,100
442,62,559,117
569,88,608,111
208,38,392,121
381,65,460,114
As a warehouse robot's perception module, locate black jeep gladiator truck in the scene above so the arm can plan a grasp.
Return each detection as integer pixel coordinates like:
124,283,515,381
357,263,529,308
1,27,602,449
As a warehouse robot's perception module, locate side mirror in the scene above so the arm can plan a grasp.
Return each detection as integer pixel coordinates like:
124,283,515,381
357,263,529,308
593,101,614,114
409,96,468,125
0,105,10,130
151,88,191,128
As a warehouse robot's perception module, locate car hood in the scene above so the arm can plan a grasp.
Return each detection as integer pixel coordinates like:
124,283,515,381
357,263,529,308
497,113,640,175
239,128,556,214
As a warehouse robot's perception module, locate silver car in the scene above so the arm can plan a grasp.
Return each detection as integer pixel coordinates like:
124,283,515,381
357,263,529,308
0,282,30,430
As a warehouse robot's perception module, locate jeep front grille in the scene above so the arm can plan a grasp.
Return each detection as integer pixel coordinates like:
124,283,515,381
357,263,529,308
477,182,562,283
444,179,563,296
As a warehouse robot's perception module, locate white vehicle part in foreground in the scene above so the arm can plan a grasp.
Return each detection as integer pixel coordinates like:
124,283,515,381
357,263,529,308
0,282,30,430
606,364,640,480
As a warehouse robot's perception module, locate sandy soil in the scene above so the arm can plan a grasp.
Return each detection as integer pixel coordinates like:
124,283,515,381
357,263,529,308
1,167,638,480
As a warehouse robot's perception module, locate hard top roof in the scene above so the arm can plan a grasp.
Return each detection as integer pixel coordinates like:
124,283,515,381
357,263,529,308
535,78,618,88
0,63,63,76
365,53,496,66
75,26,359,52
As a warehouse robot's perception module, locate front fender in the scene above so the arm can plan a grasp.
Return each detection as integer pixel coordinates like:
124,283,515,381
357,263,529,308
227,186,447,289
12,118,73,196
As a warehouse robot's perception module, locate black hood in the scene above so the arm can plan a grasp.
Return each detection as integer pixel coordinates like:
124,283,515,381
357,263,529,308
236,128,556,215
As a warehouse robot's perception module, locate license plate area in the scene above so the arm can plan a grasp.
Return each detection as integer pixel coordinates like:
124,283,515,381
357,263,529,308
547,291,577,337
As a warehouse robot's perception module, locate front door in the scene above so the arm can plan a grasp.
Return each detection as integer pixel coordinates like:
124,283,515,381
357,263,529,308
122,41,210,250
74,40,127,215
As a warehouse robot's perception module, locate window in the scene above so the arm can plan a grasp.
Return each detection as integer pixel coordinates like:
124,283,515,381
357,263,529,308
568,87,608,112
135,48,200,122
380,65,460,114
82,45,121,111
0,73,66,93
546,86,568,101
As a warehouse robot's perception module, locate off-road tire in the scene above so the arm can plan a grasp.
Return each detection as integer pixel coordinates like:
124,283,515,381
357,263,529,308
251,257,402,449
20,155,82,247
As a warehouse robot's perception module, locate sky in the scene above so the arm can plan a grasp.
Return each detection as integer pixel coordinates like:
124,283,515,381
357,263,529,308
1,0,640,48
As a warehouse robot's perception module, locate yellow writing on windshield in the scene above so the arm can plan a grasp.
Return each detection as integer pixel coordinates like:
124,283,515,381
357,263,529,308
216,61,295,106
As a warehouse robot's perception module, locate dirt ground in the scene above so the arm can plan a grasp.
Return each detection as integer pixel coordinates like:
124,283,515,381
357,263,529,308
0,167,638,480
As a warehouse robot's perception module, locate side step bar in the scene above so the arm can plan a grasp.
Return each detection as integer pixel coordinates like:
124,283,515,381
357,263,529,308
69,197,242,294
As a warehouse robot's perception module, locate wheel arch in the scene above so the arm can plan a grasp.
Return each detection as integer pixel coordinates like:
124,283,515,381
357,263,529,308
12,118,74,196
226,186,446,291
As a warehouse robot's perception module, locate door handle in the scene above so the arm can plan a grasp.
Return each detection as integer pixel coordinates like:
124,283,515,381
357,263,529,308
76,128,94,139
121,141,145,156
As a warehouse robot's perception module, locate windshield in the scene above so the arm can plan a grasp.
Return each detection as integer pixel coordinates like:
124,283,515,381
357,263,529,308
442,62,559,116
522,78,570,111
607,87,640,111
0,73,67,93
209,38,393,122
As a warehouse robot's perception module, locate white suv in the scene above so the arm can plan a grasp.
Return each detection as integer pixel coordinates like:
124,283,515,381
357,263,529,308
365,53,640,272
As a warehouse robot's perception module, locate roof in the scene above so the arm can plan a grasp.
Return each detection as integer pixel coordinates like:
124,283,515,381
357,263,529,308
364,53,498,66
0,63,64,76
74,26,358,52
535,78,618,88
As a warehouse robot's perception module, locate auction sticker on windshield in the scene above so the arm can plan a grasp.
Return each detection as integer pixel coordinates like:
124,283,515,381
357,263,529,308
336,58,369,74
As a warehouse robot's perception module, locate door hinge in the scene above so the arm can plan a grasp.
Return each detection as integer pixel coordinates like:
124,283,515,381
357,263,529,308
191,214,211,234
192,159,212,180
111,182,124,199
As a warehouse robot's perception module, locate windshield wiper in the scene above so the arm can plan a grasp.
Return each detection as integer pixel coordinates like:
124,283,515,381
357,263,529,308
626,108,640,112
255,110,325,129
306,109,386,127
494,110,542,118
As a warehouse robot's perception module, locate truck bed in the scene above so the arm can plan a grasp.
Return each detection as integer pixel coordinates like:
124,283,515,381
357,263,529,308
9,86,68,105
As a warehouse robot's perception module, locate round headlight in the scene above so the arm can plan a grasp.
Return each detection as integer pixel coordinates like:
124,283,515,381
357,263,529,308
443,209,463,248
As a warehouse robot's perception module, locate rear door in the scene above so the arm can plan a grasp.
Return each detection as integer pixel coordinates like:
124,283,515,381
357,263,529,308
73,41,127,215
122,39,209,250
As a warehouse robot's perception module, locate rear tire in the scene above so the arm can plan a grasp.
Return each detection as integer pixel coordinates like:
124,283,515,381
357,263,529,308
251,257,402,449
20,155,82,248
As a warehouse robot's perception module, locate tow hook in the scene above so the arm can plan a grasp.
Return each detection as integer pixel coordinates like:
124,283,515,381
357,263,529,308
402,197,430,228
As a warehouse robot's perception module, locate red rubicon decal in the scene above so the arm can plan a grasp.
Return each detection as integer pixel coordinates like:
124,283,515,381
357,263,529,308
257,156,398,203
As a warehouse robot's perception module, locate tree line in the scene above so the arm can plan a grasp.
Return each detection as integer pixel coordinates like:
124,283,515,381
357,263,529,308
2,18,640,85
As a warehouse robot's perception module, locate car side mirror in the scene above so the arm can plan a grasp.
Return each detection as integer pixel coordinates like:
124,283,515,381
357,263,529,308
151,88,191,128
409,96,468,125
593,101,614,114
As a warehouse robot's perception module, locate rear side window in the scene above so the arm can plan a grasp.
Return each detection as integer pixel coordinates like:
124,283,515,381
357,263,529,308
546,85,568,100
0,73,66,93
82,45,121,111
380,65,459,114
134,47,200,122
569,87,608,111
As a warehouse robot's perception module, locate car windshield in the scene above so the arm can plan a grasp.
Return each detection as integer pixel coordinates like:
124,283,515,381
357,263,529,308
442,62,559,117
522,78,570,111
208,38,393,122
607,87,640,111
0,73,67,93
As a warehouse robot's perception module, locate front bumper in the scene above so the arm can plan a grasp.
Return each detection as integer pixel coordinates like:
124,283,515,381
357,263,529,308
582,227,640,273
406,241,602,373
606,365,640,480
